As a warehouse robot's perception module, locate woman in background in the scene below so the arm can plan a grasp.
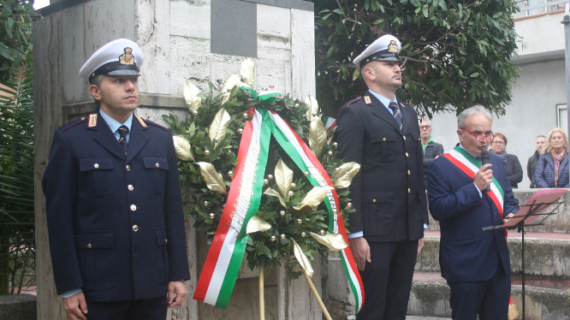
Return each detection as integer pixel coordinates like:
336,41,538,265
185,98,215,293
534,128,570,188
490,132,523,188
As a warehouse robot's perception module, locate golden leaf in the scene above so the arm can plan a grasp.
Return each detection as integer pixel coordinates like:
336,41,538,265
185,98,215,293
334,162,361,189
172,136,194,161
220,74,242,93
208,108,231,148
309,118,327,157
246,216,272,234
292,239,314,278
305,95,320,121
310,232,348,251
264,188,287,208
195,162,227,195
240,58,256,88
292,186,333,210
275,159,294,198
184,80,201,112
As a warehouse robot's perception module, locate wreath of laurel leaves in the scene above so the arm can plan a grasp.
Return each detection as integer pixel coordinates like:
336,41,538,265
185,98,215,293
164,80,355,279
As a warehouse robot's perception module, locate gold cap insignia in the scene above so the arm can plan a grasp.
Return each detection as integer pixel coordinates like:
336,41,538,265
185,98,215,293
119,47,135,65
388,40,398,53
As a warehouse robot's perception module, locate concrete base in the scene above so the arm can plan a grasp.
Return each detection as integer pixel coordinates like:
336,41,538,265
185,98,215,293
0,295,37,320
408,280,570,320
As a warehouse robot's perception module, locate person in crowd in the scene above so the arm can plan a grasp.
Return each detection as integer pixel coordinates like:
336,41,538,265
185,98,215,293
42,39,190,320
420,119,444,186
427,106,518,320
534,128,570,188
490,132,523,188
527,135,547,188
336,34,428,320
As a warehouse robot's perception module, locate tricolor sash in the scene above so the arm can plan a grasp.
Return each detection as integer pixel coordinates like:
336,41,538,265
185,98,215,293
193,106,364,312
442,147,504,218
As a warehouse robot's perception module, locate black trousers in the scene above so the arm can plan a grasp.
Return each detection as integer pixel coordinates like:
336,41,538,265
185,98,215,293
356,240,418,320
447,260,511,320
86,296,167,320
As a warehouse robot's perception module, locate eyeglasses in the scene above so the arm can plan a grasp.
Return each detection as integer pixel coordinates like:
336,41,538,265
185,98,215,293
420,125,431,130
492,141,505,145
461,127,494,143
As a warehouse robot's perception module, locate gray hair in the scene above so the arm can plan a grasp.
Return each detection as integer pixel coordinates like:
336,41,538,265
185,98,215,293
457,106,492,128
536,135,546,139
419,119,431,125
89,74,104,87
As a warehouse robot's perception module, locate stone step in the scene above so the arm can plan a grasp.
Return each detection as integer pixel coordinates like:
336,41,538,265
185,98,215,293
408,272,570,320
426,189,570,234
416,231,570,278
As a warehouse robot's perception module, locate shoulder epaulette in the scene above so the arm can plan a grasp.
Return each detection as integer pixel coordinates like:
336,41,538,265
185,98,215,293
141,117,168,131
61,117,87,132
347,96,362,106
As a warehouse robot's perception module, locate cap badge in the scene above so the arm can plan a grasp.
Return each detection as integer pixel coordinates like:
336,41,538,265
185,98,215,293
388,40,398,53
119,47,135,65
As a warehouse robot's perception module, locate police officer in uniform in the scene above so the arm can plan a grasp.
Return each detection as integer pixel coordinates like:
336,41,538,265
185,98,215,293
336,35,428,320
42,39,190,320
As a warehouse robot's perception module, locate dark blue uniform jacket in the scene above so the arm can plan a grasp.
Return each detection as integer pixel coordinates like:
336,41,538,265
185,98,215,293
42,110,190,302
336,93,428,242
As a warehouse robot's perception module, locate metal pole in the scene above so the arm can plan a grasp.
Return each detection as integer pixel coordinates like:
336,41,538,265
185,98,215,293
563,4,570,186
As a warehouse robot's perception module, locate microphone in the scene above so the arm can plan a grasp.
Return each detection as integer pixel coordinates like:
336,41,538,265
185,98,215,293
480,150,490,192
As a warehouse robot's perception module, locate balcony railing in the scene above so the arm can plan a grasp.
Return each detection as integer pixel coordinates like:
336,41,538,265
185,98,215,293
514,0,569,19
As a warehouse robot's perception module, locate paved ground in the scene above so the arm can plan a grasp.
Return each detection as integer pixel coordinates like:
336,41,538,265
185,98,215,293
406,316,449,320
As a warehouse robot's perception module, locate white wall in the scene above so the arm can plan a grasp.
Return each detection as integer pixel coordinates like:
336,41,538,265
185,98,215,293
429,58,567,189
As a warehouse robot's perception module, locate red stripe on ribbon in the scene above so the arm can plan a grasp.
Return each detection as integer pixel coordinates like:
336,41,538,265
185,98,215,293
194,107,257,301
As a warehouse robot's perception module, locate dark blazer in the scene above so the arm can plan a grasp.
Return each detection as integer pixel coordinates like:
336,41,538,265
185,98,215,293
423,141,444,185
427,152,519,282
336,93,428,242
534,152,570,188
42,110,190,302
527,150,541,188
492,153,523,188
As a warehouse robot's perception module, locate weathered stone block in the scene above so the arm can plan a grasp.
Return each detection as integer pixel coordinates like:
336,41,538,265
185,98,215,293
0,295,37,320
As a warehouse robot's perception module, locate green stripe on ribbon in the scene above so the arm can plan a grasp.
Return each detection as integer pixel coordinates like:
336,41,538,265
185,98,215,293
215,112,272,308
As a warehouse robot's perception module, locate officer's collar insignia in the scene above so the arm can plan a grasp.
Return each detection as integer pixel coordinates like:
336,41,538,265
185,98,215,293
135,114,147,128
119,47,135,65
88,113,98,128
388,40,398,53
364,96,372,104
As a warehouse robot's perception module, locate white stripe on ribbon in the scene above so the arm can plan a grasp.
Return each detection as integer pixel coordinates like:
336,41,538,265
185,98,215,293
203,109,264,305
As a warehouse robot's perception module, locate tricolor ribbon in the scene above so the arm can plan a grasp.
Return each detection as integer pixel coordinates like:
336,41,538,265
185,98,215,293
193,105,364,312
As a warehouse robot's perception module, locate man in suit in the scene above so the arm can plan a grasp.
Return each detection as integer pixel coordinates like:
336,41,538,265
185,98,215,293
427,106,518,320
42,39,190,320
336,35,428,320
419,119,444,186
527,135,547,188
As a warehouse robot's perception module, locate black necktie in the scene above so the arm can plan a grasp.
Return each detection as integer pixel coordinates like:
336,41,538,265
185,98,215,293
118,125,129,154
389,102,402,132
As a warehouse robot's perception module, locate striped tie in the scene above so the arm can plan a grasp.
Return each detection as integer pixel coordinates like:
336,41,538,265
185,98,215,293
389,102,403,132
118,125,129,154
